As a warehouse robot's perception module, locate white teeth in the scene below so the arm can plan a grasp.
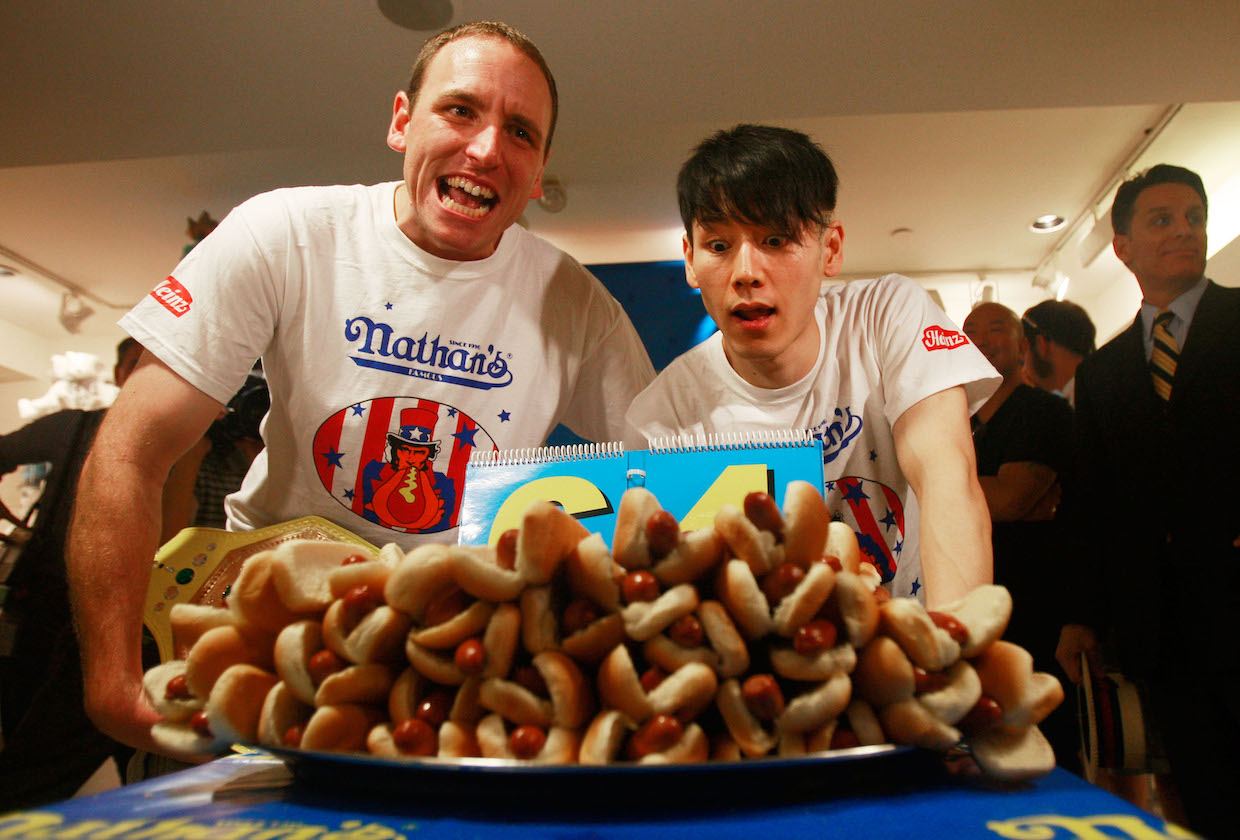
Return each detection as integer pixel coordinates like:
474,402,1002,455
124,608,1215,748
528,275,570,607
444,176,496,199
442,196,490,218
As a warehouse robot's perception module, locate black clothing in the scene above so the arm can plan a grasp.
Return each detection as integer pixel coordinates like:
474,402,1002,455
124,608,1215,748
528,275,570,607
0,408,125,810
1070,280,1240,838
973,384,1080,774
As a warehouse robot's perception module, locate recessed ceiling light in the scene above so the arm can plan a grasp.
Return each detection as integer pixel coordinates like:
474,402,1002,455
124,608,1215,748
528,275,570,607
378,0,453,31
1030,214,1065,233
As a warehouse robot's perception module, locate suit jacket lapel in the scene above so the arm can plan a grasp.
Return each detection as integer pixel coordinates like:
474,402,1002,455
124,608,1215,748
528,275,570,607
1114,314,1154,397
1175,280,1240,396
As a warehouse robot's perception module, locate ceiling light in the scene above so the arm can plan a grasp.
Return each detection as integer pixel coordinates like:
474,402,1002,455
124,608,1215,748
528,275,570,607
1030,214,1066,233
377,0,453,31
537,177,567,213
58,291,94,333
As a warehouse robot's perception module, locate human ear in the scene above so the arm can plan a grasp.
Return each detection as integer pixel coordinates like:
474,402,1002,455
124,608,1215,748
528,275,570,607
821,222,845,277
528,150,550,201
1112,234,1131,269
387,92,411,153
682,234,700,290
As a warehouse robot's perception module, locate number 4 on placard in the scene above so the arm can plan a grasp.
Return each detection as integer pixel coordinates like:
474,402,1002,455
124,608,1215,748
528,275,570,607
485,463,773,544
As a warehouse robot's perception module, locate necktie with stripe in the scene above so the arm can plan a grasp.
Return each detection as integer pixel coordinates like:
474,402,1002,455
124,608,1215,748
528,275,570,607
1150,309,1178,401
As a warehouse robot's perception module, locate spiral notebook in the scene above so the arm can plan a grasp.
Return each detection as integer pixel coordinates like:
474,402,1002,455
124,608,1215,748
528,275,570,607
457,430,824,547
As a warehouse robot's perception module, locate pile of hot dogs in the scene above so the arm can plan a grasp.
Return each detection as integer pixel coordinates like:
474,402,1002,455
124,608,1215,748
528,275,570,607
143,481,1062,779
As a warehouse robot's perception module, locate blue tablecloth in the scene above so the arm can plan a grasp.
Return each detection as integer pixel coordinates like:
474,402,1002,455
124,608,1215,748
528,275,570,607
0,752,1191,839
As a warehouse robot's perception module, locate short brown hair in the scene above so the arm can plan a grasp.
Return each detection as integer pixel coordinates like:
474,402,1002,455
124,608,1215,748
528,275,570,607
406,21,558,154
1110,164,1207,236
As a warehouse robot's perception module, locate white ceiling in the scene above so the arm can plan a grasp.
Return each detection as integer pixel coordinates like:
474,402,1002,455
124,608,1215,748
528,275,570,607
3,0,1240,383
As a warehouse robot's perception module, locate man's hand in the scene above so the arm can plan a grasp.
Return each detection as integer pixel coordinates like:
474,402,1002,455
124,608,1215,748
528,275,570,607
1056,623,1100,684
85,671,165,756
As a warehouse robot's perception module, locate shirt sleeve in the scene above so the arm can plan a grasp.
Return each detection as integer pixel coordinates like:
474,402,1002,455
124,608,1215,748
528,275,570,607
555,282,656,444
870,275,1000,426
118,193,287,405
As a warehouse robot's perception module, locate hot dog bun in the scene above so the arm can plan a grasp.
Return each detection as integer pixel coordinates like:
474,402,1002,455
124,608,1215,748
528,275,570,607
169,604,234,659
642,601,749,679
204,663,279,744
878,597,962,672
269,540,373,613
300,704,381,753
969,722,1056,782
258,680,312,749
273,619,323,705
714,504,781,576
516,500,589,584
184,624,274,700
781,480,830,568
936,584,1012,658
323,601,411,664
612,487,662,570
143,660,202,723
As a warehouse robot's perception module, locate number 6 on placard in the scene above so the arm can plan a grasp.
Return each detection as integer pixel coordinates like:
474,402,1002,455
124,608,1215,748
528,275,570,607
485,464,773,544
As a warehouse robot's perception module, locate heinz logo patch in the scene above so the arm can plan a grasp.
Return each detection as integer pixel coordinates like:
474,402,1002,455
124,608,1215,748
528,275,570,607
922,326,967,351
151,277,192,317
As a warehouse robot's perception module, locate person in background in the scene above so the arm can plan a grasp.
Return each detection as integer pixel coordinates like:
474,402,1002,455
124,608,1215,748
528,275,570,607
68,20,654,757
962,301,1079,774
0,338,141,810
160,365,267,542
1020,299,1096,406
625,124,999,608
1056,164,1240,838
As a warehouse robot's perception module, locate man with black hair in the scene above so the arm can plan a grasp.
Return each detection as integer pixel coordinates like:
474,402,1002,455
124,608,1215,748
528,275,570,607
1020,300,1096,406
626,124,999,607
1056,164,1240,837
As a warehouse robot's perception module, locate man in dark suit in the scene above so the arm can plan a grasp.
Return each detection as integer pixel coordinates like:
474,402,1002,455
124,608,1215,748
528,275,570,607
1057,164,1240,838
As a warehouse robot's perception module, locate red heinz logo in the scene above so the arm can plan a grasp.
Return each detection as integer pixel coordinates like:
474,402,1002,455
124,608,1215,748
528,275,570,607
923,325,967,351
151,277,192,317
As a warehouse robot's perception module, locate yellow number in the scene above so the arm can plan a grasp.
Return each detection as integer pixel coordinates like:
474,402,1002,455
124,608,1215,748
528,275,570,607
678,464,770,531
487,476,613,544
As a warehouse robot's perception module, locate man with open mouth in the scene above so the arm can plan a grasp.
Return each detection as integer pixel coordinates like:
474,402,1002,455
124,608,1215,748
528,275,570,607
66,21,654,763
625,124,1000,610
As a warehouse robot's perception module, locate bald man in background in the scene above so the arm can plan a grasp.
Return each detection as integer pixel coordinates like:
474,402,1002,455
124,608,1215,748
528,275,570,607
963,301,1079,774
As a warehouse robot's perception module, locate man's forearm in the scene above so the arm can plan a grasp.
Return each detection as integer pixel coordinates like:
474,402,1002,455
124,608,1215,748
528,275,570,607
68,448,165,742
892,387,994,608
919,475,993,608
977,461,1058,522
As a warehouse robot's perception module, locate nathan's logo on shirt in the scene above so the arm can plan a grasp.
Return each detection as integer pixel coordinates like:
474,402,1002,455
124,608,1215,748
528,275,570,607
922,325,967,351
344,317,513,391
812,407,863,465
151,276,192,317
826,476,904,584
312,396,497,535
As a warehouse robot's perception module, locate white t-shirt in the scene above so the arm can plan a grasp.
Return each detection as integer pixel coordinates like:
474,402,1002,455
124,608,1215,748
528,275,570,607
122,182,654,549
625,274,999,599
